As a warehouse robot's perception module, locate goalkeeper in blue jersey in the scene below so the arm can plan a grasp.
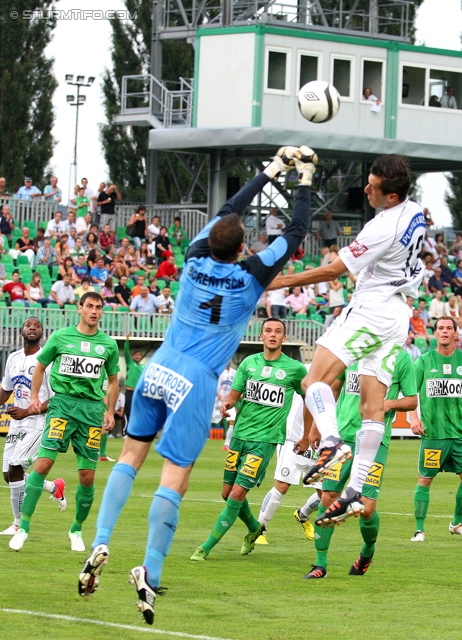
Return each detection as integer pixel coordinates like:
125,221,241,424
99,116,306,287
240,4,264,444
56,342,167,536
78,145,317,624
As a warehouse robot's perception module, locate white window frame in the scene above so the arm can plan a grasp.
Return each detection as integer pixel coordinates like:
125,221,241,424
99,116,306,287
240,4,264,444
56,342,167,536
399,62,429,110
264,46,291,96
297,49,323,90
330,54,355,102
360,57,386,105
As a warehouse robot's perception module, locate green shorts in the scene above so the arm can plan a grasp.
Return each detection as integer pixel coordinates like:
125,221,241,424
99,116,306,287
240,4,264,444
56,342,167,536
39,394,105,466
418,438,462,477
223,437,277,491
322,439,389,500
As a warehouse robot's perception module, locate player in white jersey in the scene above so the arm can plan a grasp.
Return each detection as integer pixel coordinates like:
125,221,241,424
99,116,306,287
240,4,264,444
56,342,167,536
0,317,66,535
211,362,237,450
254,392,321,545
271,155,424,525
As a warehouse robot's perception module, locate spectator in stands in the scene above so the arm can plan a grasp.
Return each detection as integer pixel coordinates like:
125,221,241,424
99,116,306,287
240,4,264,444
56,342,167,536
50,272,75,306
157,286,175,314
405,295,415,318
124,244,141,275
441,86,457,109
58,256,79,285
249,233,268,254
149,276,161,297
2,270,32,306
154,226,172,261
434,243,448,269
130,285,161,314
84,231,99,255
98,183,121,218
363,86,381,104
75,186,90,218
451,234,462,261
103,244,116,271
324,305,343,329
127,205,148,250
83,222,99,244
155,254,178,285
444,295,460,319
435,233,445,245
328,275,345,312
101,277,119,310
43,176,62,203
0,177,11,198
0,256,5,281
68,227,78,249
112,254,130,279
423,231,438,259
27,272,51,307
63,211,77,237
74,276,94,300
429,289,445,320
403,331,421,362
429,267,449,295
148,215,161,239
73,254,89,281
131,275,147,299
81,178,96,214
0,204,14,241
36,238,58,273
410,307,430,342
265,276,287,318
99,224,115,252
115,274,131,308
16,177,41,200
429,95,441,108
56,237,71,265
90,257,110,285
418,297,432,328
138,241,154,272
317,210,341,247
69,184,80,213
32,227,45,252
44,210,65,239
440,257,456,291
285,286,309,316
119,237,130,255
453,260,462,291
168,216,186,247
0,235,5,254
15,227,36,267
423,207,434,226
70,236,85,261
265,207,285,245
76,212,92,237
95,181,106,221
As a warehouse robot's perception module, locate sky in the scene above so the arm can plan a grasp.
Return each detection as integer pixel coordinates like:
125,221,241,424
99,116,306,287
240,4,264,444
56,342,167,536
46,0,462,226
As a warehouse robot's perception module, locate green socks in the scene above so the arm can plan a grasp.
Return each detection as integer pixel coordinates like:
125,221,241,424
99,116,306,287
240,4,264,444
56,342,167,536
238,498,260,532
414,484,430,532
201,498,243,555
19,470,46,533
99,433,108,457
360,511,380,558
70,484,95,533
314,505,335,569
452,483,462,526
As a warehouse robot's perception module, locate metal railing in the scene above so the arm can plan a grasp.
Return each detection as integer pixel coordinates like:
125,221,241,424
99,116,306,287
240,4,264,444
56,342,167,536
0,198,59,228
120,74,193,128
0,308,324,354
112,206,208,242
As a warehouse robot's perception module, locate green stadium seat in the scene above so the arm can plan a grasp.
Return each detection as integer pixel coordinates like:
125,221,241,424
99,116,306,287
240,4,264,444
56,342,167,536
169,281,180,296
429,336,437,348
172,246,182,256
116,226,128,242
46,303,61,310
1,254,14,264
35,264,50,276
51,265,59,280
157,280,166,291
180,239,190,252
174,255,185,268
16,255,30,266
414,336,427,350
42,281,52,296
21,272,32,285
29,302,42,310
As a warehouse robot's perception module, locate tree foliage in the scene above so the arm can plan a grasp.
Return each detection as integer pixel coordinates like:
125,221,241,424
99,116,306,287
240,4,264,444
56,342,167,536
0,1,57,190
445,172,462,231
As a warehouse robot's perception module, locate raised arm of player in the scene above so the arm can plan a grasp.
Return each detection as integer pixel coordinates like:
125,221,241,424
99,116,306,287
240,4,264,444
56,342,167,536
29,361,47,414
103,373,119,432
268,255,348,290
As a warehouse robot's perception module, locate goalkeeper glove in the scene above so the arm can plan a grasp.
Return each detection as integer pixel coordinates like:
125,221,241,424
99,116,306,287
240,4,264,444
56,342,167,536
294,146,318,186
264,146,298,181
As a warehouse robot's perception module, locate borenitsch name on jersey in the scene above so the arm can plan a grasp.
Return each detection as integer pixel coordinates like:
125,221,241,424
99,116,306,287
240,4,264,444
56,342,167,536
59,354,104,378
245,379,285,407
426,379,462,398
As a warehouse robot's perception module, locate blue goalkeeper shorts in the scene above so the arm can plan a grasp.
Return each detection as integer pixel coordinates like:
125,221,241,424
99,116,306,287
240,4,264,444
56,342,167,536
127,344,217,467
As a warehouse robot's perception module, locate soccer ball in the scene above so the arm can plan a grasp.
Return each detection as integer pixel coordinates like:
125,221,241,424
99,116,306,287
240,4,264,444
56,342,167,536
298,81,340,123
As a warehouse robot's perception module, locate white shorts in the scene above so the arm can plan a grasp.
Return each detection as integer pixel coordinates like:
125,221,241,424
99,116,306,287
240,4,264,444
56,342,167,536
316,296,408,387
2,425,42,472
275,440,321,489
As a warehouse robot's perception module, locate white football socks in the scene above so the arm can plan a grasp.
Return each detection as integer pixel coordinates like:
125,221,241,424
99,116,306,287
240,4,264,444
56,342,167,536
43,479,55,494
305,382,340,447
300,491,321,520
224,425,234,449
10,480,25,522
345,420,384,495
258,487,284,527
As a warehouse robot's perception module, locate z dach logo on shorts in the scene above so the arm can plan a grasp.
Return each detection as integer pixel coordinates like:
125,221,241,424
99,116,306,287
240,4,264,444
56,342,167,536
245,380,285,407
142,363,193,413
346,371,360,396
426,379,462,398
59,354,104,378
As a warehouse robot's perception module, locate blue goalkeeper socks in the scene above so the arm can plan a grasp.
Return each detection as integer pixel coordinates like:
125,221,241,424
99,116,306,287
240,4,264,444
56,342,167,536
143,486,182,588
93,462,137,547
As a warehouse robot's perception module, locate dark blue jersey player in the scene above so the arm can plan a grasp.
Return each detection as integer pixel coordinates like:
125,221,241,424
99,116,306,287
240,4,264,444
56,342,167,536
78,145,318,623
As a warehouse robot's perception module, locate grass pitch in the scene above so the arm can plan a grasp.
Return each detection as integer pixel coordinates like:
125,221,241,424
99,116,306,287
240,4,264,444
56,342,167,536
0,438,461,640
